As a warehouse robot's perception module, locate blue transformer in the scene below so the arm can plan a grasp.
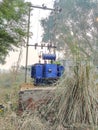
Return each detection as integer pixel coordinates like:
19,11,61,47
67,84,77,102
44,64,57,78
31,53,64,85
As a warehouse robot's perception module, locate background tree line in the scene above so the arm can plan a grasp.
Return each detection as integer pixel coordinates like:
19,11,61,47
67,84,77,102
1,0,98,65
41,0,98,65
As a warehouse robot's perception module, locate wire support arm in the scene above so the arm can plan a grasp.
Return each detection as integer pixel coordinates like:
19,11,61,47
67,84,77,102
28,43,57,49
30,4,62,12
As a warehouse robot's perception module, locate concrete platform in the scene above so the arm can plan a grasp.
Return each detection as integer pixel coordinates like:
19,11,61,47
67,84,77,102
18,84,56,112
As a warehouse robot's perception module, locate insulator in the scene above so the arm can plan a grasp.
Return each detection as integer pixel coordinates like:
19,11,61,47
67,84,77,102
41,44,43,49
35,43,38,49
47,44,50,49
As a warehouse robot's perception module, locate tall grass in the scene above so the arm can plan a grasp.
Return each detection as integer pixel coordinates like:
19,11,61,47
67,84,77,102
39,64,98,129
0,65,98,130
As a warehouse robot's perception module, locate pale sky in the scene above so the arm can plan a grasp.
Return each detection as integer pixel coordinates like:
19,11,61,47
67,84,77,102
0,0,55,70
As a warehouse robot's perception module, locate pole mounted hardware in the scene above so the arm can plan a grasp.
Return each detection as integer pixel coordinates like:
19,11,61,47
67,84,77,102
30,4,62,12
28,43,57,50
25,4,61,83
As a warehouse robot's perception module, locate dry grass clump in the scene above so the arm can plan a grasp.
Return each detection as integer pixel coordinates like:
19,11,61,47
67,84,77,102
0,64,98,130
39,64,98,129
16,112,47,130
0,111,47,130
0,84,46,130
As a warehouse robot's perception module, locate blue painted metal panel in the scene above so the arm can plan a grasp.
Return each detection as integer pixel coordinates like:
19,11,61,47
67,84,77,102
31,64,43,79
44,64,57,78
57,65,64,77
31,65,35,78
42,54,56,60
35,64,43,78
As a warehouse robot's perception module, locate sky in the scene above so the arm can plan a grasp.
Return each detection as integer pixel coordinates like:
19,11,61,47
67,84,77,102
0,0,55,70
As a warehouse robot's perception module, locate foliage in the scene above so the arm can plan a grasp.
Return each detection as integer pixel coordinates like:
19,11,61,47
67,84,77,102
41,0,98,62
0,0,30,64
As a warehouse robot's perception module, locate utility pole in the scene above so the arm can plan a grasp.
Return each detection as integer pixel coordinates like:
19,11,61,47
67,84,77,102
25,4,61,83
25,6,31,83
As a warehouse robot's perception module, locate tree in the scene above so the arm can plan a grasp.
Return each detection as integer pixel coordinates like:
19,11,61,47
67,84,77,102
41,0,98,63
0,0,30,64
